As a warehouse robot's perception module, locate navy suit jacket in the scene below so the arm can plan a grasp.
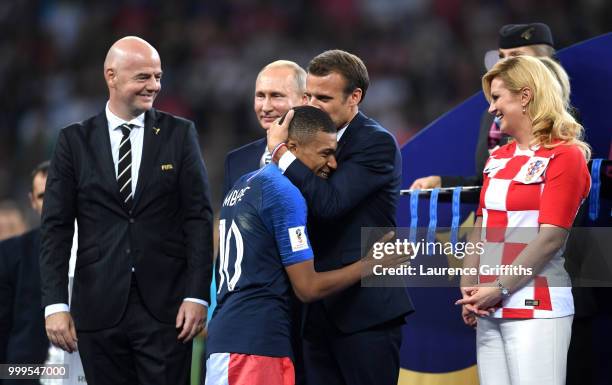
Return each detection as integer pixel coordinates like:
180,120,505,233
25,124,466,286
222,138,266,197
41,108,213,331
284,111,414,333
0,228,48,367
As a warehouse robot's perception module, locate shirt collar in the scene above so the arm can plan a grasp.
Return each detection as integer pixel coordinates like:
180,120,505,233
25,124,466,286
105,102,146,131
514,143,538,157
337,123,349,141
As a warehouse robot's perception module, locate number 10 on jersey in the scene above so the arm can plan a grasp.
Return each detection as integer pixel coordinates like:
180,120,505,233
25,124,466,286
217,219,244,293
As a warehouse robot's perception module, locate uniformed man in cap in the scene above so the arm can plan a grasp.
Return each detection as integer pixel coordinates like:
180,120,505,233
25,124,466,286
410,22,555,190
497,22,555,60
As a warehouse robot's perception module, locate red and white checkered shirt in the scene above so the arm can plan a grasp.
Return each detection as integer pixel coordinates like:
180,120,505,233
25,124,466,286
477,141,590,319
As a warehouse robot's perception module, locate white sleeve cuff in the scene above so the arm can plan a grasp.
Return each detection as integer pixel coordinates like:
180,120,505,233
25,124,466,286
278,151,297,174
45,303,70,318
183,298,209,308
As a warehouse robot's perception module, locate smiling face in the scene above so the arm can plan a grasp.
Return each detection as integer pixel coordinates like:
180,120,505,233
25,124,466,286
289,130,337,179
105,38,162,120
254,66,306,130
488,77,530,137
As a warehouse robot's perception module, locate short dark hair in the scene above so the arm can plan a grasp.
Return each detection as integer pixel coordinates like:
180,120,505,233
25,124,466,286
307,49,369,102
30,160,50,190
283,106,336,144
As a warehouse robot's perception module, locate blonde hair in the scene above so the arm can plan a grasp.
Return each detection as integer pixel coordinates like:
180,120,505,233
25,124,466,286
482,55,590,160
537,57,571,107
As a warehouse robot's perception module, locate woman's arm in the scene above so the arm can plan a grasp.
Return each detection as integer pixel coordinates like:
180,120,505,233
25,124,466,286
456,224,568,311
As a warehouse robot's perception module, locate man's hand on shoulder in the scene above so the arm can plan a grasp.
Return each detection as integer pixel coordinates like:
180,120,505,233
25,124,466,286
176,301,206,343
45,311,78,353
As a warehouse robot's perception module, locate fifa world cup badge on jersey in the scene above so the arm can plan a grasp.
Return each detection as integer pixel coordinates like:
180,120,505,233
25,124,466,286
513,156,550,184
288,226,309,252
525,159,545,182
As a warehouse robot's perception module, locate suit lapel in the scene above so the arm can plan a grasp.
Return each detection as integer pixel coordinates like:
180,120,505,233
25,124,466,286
336,111,364,159
91,112,123,205
133,109,161,207
254,138,267,168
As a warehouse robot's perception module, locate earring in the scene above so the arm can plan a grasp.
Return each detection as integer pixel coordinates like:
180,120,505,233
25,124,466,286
522,106,526,114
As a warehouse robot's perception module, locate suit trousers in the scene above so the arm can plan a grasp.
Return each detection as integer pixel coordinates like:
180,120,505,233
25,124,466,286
302,301,402,385
77,278,192,385
477,315,573,385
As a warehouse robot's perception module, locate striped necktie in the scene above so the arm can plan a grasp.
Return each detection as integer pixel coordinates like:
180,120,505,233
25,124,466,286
117,123,134,209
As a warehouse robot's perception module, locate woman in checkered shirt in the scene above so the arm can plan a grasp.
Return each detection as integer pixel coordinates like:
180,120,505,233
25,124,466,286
457,55,591,385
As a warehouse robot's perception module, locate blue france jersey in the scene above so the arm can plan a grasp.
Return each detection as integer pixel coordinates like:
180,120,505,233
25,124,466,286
207,165,313,358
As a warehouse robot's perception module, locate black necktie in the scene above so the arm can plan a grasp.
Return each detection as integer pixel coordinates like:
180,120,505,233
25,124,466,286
117,124,134,209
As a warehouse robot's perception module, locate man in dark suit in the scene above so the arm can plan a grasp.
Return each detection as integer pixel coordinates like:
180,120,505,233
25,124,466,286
0,161,49,385
410,22,555,189
222,60,307,196
268,50,414,385
40,36,213,385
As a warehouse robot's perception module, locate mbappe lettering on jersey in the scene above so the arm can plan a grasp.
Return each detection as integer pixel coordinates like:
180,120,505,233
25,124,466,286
223,186,251,207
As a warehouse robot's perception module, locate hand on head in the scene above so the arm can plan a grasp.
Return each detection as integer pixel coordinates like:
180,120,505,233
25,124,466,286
266,109,294,154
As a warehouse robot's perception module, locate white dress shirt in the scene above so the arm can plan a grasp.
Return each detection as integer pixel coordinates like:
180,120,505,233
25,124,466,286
260,148,272,168
105,103,145,193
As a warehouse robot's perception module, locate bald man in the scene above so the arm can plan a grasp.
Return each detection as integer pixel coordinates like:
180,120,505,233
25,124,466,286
40,36,213,385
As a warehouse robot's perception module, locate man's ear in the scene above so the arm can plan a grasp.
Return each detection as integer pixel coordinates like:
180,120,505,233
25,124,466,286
348,88,362,107
105,68,116,88
286,139,299,154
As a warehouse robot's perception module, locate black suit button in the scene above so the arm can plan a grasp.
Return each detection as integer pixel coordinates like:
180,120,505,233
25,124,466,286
126,248,131,254
129,218,135,223
129,210,133,215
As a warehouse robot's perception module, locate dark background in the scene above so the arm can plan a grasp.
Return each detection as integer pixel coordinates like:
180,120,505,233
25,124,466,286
1,0,610,226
